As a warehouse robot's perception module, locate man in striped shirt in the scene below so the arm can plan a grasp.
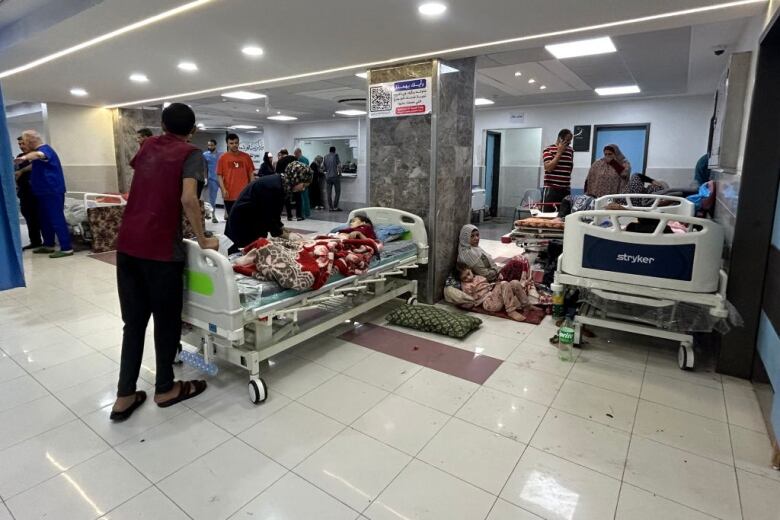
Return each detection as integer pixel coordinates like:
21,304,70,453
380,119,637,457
542,128,574,205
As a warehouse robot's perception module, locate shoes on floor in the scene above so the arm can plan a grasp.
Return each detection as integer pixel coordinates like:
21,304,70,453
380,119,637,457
296,217,305,221
22,244,43,251
33,246,55,254
49,250,74,259
334,208,343,212
287,217,293,221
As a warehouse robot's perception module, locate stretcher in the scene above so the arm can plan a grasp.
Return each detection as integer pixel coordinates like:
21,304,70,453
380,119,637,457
180,207,428,403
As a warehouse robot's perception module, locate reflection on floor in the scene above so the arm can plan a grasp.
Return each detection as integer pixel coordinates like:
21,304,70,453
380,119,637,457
1,217,778,520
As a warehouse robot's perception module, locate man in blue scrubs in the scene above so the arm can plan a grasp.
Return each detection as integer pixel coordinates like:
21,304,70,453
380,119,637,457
15,130,72,258
202,139,222,223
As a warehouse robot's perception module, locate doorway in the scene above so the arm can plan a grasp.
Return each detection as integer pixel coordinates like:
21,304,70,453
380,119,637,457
485,131,501,217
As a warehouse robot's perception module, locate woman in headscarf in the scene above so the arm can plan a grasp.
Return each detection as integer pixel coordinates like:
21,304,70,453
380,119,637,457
458,225,530,283
309,155,325,210
225,161,313,253
257,152,275,177
585,144,631,199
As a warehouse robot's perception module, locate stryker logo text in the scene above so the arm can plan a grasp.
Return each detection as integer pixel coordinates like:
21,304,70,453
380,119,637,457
616,253,655,264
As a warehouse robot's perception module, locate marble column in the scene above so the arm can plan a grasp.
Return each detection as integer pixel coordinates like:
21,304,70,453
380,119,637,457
112,108,162,192
368,58,476,303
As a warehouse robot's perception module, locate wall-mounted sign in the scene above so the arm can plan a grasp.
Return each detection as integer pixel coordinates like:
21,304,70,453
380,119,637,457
572,125,591,152
238,135,265,165
368,77,432,119
509,113,526,123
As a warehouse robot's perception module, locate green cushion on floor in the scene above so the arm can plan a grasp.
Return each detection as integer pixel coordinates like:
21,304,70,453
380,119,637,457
386,304,482,338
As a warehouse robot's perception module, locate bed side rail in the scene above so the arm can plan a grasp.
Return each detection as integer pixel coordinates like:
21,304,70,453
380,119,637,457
348,207,429,264
595,194,694,216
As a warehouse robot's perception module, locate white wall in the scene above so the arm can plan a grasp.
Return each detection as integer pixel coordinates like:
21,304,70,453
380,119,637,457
44,103,118,193
6,120,45,158
474,94,713,192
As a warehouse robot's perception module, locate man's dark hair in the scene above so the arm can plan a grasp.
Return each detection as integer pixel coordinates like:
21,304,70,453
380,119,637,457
136,128,153,138
16,136,23,141
558,128,573,140
226,133,239,142
329,146,336,153
279,148,289,156
161,104,195,136
207,139,217,146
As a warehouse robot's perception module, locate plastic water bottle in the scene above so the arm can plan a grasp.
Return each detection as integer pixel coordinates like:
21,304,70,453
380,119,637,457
179,350,219,376
558,317,575,362
551,283,564,319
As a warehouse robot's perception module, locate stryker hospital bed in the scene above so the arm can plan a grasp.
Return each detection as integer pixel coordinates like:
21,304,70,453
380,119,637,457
180,208,428,403
555,195,730,370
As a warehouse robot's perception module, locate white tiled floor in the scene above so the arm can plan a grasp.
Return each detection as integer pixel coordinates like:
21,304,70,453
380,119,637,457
1,225,779,519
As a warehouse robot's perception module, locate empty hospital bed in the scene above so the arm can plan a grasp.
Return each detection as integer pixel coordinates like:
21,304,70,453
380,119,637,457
180,207,428,403
555,195,730,370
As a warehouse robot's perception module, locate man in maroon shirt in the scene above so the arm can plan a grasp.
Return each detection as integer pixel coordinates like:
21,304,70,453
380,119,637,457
110,103,218,422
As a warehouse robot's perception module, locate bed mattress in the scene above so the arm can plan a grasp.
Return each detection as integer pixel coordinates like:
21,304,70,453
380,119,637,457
238,240,417,309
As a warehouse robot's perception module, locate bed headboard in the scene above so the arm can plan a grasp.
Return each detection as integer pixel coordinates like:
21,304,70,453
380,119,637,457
348,207,429,264
594,194,694,216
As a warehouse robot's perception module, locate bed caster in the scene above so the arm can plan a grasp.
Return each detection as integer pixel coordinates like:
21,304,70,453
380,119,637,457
248,378,268,404
407,296,418,305
678,343,695,371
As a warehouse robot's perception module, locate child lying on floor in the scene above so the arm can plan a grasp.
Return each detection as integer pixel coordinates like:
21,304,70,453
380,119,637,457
458,265,530,322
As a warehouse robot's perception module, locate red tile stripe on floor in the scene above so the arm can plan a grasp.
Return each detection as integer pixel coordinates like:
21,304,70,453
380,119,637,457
340,323,502,385
88,251,117,266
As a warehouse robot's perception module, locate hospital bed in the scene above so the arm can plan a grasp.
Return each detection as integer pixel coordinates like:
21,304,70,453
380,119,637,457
180,207,428,403
555,194,729,370
64,191,126,238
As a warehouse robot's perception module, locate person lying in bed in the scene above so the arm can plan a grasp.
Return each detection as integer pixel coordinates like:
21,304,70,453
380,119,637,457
458,265,529,322
334,213,377,241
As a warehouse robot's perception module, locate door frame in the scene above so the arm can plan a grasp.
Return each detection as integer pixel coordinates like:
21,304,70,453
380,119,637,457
485,131,502,217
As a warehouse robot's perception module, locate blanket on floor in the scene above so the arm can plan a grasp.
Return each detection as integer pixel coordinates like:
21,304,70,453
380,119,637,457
233,237,381,290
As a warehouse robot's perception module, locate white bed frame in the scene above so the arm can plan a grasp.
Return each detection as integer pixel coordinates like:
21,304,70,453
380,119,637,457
180,207,428,403
556,205,728,370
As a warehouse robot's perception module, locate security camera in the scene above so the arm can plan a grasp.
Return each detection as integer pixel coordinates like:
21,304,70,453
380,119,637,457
713,45,727,56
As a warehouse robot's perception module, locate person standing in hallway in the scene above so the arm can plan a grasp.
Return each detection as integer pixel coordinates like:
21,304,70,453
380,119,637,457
258,151,275,177
14,136,42,250
694,153,711,187
14,130,72,258
541,129,574,205
111,103,218,422
294,148,311,218
217,133,254,220
277,149,302,221
310,155,325,210
202,139,222,223
323,146,342,211
136,128,153,146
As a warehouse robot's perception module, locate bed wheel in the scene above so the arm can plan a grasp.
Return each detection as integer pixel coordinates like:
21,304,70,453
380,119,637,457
248,378,268,404
407,296,418,305
678,344,694,371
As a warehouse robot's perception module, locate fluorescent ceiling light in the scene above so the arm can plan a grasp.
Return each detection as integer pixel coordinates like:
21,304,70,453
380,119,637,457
69,88,88,97
267,115,297,121
129,73,149,83
528,78,536,84
221,91,266,100
0,0,214,80
418,2,447,16
514,71,522,77
247,130,263,134
474,98,494,106
440,64,459,74
355,72,368,79
241,46,264,57
595,85,640,96
546,36,616,59
229,124,257,129
102,0,763,109
178,61,198,72
335,109,367,116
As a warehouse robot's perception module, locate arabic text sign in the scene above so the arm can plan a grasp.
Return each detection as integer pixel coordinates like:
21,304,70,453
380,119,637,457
368,77,432,119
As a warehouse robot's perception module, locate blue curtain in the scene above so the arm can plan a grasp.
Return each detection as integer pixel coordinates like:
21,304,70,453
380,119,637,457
0,84,25,290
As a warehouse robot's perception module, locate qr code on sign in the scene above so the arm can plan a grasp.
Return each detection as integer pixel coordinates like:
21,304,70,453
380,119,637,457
370,86,392,112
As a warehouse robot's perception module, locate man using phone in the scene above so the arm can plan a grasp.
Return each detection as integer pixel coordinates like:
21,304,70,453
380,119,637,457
542,129,575,206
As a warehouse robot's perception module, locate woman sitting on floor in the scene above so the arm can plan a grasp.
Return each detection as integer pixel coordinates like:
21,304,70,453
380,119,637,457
458,224,529,283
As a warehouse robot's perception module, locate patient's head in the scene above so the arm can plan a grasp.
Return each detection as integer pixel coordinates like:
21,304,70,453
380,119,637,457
350,213,373,228
457,265,475,283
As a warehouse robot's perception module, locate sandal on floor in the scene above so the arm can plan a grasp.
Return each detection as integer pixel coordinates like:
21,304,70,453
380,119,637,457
110,391,147,422
156,380,207,408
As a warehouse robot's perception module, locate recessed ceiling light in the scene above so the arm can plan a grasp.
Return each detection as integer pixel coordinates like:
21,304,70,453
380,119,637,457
546,36,617,59
102,0,763,109
241,46,264,57
355,72,368,79
196,123,205,129
418,2,447,16
255,108,260,112
528,78,536,84
440,64,459,74
540,85,547,90
163,101,171,108
276,111,281,115
177,61,198,72
474,98,494,106
221,90,266,100
69,88,88,97
335,109,367,116
595,85,640,96
129,73,149,83
514,71,522,77
267,115,297,121
229,124,257,129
